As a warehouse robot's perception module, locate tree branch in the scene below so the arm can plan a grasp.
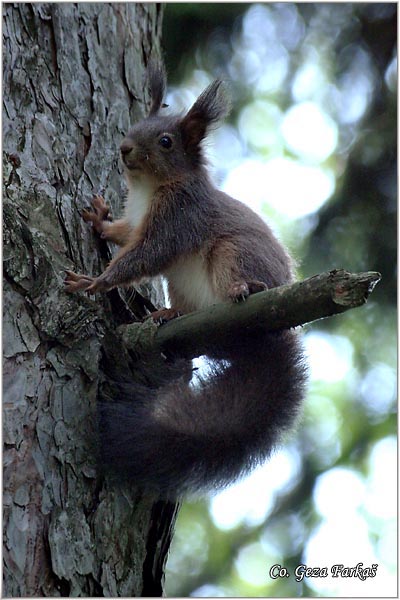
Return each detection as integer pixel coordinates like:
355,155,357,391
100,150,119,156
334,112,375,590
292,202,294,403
120,269,381,360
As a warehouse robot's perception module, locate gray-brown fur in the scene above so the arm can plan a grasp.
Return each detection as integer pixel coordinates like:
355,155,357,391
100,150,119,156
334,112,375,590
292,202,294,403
65,66,308,497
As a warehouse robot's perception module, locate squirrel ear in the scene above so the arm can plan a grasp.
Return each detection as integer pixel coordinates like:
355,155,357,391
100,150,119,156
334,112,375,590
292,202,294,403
147,61,167,116
181,80,231,150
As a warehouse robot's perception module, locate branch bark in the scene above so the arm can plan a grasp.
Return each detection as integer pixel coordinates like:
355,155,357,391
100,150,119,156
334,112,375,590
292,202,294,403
120,270,381,359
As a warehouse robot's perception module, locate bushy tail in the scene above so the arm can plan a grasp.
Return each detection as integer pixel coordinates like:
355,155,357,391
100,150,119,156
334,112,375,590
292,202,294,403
98,330,307,498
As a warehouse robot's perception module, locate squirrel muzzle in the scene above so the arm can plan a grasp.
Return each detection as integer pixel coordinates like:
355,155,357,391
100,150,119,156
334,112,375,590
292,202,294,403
120,137,143,172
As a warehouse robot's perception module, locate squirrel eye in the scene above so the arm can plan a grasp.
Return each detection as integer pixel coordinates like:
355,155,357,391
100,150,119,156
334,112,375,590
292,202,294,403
159,135,173,149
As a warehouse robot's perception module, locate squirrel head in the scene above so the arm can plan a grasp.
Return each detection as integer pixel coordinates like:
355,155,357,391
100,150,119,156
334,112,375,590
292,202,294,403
120,64,231,183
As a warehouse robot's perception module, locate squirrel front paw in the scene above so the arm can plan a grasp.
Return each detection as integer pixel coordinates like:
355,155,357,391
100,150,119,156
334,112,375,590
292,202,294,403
64,270,111,294
64,270,95,293
81,194,112,237
228,280,268,302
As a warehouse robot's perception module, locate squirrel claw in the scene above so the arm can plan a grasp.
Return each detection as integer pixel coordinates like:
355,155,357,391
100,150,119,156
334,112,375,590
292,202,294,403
228,282,250,302
91,194,110,220
64,270,95,293
81,195,111,236
81,208,95,222
228,280,268,302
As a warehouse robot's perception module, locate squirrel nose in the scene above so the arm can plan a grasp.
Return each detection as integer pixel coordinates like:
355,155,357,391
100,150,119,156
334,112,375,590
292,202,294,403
120,139,133,156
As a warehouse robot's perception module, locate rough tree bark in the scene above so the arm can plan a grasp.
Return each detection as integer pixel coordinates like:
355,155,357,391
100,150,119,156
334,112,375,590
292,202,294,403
3,3,178,596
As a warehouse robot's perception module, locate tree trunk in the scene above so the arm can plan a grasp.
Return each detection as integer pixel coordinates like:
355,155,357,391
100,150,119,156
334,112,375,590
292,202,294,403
3,3,177,596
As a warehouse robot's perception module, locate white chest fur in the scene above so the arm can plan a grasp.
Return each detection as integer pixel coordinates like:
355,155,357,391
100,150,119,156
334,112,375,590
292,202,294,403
165,253,220,312
124,177,155,229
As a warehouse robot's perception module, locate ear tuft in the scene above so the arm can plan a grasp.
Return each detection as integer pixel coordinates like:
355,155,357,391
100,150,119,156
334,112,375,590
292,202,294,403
181,80,231,151
147,61,167,116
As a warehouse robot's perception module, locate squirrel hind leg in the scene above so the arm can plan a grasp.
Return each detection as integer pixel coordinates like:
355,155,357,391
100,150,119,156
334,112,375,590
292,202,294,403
209,240,268,302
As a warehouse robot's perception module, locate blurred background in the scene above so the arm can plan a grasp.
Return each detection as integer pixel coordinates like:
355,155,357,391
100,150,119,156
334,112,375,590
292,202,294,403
161,3,397,597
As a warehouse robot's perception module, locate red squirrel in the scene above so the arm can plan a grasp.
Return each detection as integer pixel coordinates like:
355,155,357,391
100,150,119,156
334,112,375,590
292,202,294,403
65,65,307,497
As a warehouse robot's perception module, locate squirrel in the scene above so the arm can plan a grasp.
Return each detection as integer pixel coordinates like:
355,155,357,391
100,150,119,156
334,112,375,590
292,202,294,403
65,64,307,497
